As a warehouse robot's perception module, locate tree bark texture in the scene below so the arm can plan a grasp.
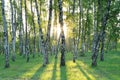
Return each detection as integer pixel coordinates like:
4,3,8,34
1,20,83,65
2,0,10,68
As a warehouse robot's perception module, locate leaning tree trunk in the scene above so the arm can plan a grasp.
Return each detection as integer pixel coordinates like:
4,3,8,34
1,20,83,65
35,0,46,66
100,0,111,61
58,0,66,66
92,0,111,66
2,0,10,68
24,0,29,62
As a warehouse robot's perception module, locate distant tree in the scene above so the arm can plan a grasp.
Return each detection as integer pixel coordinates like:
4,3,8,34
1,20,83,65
24,0,29,62
30,0,36,58
72,0,77,63
19,0,23,56
10,0,16,62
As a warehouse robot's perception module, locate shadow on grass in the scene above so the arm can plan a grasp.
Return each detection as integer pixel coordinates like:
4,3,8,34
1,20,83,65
60,66,67,80
51,59,57,80
30,65,46,80
76,62,91,80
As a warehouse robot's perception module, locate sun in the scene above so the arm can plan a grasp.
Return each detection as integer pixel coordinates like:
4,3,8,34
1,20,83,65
56,23,67,39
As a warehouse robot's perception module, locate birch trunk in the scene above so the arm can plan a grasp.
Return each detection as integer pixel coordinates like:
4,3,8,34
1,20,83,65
77,0,81,52
86,0,91,52
45,0,53,64
19,0,23,56
2,0,10,68
24,0,29,62
54,0,58,58
30,0,36,58
92,1,98,66
58,0,66,66
79,0,85,56
100,0,111,61
72,0,77,63
35,0,46,66
10,0,16,62
92,0,111,66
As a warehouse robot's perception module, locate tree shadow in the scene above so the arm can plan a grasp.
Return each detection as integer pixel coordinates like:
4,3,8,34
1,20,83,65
51,59,57,80
30,65,46,80
60,66,67,80
76,62,91,80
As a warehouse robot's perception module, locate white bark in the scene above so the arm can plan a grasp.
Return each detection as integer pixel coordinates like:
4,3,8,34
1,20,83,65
35,0,46,66
2,0,10,68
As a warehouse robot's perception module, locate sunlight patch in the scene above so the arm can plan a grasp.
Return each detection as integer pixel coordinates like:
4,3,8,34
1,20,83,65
39,64,54,80
77,61,95,80
66,61,87,80
20,64,41,79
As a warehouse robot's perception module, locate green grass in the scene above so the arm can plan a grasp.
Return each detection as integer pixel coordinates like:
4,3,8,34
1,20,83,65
0,50,120,80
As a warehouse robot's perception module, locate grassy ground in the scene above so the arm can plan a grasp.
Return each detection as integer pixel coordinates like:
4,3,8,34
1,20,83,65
0,50,120,80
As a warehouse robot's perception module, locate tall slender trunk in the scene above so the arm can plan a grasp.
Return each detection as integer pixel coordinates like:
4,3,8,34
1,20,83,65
10,0,16,62
86,0,91,52
38,0,42,56
24,0,29,62
54,0,58,58
35,0,46,66
31,0,36,58
45,0,53,64
72,0,77,63
58,0,66,66
92,0,111,66
100,0,111,61
92,1,98,66
79,0,85,56
2,0,10,68
19,0,23,56
77,0,81,51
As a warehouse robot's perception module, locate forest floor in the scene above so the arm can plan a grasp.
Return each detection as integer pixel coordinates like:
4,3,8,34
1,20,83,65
0,50,120,80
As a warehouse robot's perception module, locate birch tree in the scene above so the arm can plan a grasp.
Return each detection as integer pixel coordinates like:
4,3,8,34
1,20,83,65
35,0,46,66
30,0,36,58
19,0,23,56
45,0,53,64
72,0,77,63
100,0,111,61
58,0,66,66
24,0,29,62
2,0,10,68
10,0,16,62
92,0,111,66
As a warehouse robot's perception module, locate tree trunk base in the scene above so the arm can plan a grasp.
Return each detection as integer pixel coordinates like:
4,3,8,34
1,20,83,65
5,64,10,68
12,56,15,62
92,62,97,67
60,57,65,66
100,57,104,61
73,59,75,63
43,64,46,67
27,57,29,62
